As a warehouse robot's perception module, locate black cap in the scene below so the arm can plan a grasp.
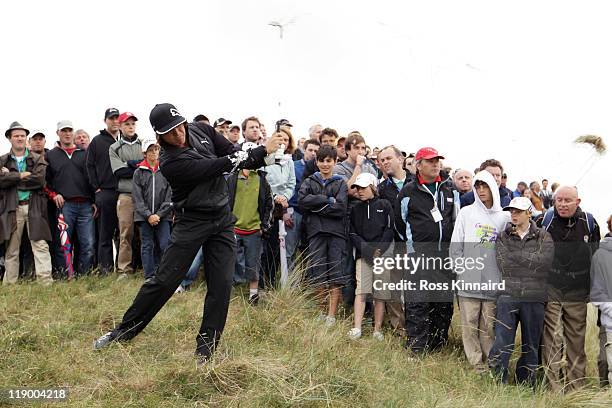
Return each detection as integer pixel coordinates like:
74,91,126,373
276,118,293,128
213,118,232,127
193,114,209,123
104,108,120,120
149,103,187,135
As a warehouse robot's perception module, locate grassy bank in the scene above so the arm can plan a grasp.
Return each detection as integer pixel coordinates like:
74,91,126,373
1,275,611,407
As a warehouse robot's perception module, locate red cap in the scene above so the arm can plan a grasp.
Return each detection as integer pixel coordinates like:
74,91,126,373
118,112,138,123
415,147,444,161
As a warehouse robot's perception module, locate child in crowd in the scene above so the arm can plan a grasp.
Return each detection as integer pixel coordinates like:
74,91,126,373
347,173,394,341
298,146,348,326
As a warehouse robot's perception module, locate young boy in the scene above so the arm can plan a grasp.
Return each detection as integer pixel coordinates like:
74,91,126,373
298,145,348,326
132,139,173,280
347,173,394,340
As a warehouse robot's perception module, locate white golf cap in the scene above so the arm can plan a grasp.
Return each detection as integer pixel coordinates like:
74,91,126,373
351,173,378,189
141,138,159,152
57,120,73,131
503,196,533,212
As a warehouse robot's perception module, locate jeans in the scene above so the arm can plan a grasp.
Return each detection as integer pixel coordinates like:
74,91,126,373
234,233,263,283
488,299,544,386
95,189,118,274
62,201,96,275
182,247,203,288
284,210,302,270
138,220,171,279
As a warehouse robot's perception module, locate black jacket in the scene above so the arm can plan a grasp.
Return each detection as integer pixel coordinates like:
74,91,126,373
159,122,267,214
349,197,394,262
298,173,348,239
535,207,600,298
86,129,118,191
301,158,318,181
46,145,93,201
378,173,415,242
395,176,459,254
132,161,174,223
496,220,554,300
227,170,274,233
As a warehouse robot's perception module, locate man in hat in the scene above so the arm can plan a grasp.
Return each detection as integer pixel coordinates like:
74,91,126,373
109,112,143,278
94,103,284,364
28,130,47,155
86,108,121,275
396,146,460,354
213,117,232,138
227,124,241,146
46,120,96,276
193,114,209,125
1,122,53,285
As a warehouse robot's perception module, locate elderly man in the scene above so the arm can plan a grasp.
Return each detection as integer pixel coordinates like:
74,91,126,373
453,169,473,197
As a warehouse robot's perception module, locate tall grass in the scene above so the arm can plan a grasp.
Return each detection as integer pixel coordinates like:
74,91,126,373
0,273,611,407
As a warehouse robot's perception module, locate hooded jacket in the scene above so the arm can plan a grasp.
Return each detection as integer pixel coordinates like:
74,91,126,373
227,170,274,233
158,122,270,215
132,159,173,223
349,196,394,263
395,173,460,255
298,173,348,239
496,219,554,300
590,237,612,332
86,129,118,191
450,171,511,300
109,136,144,194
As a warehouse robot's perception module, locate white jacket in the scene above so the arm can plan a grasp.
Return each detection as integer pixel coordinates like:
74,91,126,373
450,170,511,300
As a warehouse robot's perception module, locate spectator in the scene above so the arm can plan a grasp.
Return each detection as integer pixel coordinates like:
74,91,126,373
86,108,121,275
286,138,320,270
302,128,339,183
260,122,267,142
336,136,347,162
590,230,612,386
607,214,612,238
193,114,209,125
529,181,544,212
241,116,261,143
308,124,323,141
74,129,90,150
45,120,96,276
550,182,560,194
213,117,232,139
403,153,416,176
348,173,394,341
227,153,273,304
396,147,459,354
0,121,53,285
298,145,348,326
522,188,543,218
513,181,528,198
377,145,414,334
538,185,600,391
460,159,511,208
132,139,173,280
28,130,47,154
450,171,510,373
228,124,241,146
261,126,296,287
109,112,144,277
500,173,513,198
541,178,553,209
488,197,554,386
452,169,473,196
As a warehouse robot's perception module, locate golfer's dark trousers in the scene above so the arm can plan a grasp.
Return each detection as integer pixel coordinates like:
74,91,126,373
114,208,237,356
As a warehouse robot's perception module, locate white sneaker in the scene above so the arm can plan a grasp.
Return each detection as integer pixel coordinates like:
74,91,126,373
347,328,362,340
324,316,336,327
373,331,384,341
175,286,185,294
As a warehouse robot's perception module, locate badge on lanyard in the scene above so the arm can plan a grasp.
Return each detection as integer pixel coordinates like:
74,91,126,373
431,206,443,223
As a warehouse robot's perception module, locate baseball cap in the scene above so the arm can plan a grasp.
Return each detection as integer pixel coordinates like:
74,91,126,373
104,108,120,120
503,197,533,212
57,120,73,131
29,130,46,139
415,147,444,161
229,124,240,131
193,114,209,123
276,119,293,128
214,118,232,127
118,112,138,123
141,138,159,153
149,103,187,135
351,173,378,189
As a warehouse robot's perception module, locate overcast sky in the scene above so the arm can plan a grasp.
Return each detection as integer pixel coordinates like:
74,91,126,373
1,0,610,227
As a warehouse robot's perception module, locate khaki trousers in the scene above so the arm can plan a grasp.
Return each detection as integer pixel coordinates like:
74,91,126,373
116,193,135,274
458,296,496,371
2,204,52,285
541,301,587,392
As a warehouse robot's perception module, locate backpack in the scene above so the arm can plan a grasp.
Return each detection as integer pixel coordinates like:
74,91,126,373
541,207,595,235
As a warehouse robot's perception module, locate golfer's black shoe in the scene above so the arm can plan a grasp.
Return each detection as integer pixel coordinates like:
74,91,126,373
248,294,259,306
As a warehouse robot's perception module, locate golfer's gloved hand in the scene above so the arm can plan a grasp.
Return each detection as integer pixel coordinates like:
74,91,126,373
228,150,249,169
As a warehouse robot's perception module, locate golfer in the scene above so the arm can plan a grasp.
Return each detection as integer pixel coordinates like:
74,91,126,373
94,103,283,364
